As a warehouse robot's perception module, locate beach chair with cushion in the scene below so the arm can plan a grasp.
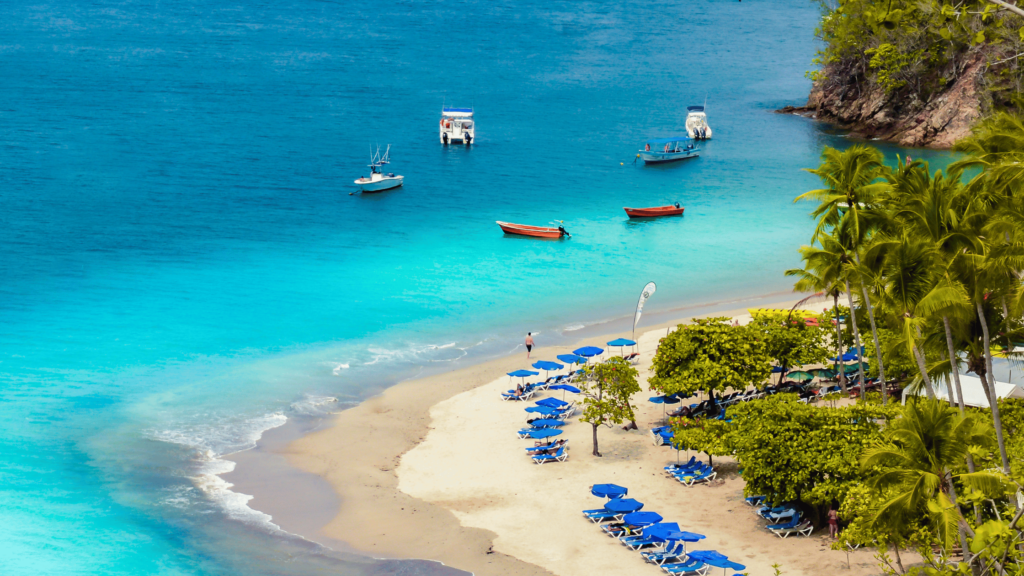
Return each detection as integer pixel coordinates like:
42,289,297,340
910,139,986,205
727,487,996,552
768,519,813,538
744,495,766,507
661,559,708,575
526,440,566,455
583,510,619,523
501,388,535,401
664,457,698,472
620,534,661,550
674,468,716,486
532,445,568,464
642,541,687,565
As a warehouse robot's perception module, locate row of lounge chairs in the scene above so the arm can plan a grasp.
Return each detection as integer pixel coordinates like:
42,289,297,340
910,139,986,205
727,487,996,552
582,484,745,574
744,496,813,538
663,457,716,486
516,394,576,464
501,372,582,401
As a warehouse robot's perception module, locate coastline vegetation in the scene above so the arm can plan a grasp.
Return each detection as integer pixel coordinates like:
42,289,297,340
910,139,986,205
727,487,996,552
810,0,1024,116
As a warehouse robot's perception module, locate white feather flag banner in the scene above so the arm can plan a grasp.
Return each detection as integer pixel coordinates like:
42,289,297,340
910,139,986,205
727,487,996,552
633,282,657,336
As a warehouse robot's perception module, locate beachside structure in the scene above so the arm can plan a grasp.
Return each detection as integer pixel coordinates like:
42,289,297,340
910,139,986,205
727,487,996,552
439,106,475,144
901,374,1024,407
685,105,712,139
638,136,699,164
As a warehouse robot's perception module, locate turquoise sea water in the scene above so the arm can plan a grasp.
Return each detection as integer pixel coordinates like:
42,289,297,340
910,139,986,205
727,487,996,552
0,1,955,574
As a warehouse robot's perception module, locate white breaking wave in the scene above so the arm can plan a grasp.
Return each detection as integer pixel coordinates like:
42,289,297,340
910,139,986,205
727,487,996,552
563,323,586,332
147,411,289,535
290,395,339,416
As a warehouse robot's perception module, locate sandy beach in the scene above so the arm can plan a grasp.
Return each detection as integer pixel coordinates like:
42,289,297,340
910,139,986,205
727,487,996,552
284,294,886,576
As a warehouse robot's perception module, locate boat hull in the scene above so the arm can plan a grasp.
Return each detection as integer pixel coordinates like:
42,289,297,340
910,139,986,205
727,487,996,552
639,150,700,164
624,206,685,218
355,176,403,192
496,221,565,238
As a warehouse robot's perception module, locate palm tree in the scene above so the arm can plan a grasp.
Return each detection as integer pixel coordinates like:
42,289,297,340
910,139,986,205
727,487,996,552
861,399,1005,571
798,145,890,402
786,237,850,394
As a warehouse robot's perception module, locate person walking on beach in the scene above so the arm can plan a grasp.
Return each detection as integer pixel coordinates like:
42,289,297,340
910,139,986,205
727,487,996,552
828,507,839,539
525,333,534,358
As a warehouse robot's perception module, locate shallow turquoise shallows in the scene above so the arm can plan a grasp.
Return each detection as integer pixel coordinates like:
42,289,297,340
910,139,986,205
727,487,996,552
0,1,954,574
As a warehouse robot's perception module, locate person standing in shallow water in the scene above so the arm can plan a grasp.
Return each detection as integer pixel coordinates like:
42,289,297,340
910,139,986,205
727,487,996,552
525,333,534,358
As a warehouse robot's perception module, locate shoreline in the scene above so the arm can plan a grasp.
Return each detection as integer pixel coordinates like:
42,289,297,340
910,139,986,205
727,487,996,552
230,290,878,576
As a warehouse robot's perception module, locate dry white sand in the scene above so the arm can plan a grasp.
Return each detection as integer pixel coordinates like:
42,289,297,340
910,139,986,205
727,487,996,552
288,294,889,576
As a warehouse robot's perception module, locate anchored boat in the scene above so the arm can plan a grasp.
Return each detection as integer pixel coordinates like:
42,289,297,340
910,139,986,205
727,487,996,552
624,204,685,218
496,221,570,238
685,105,712,140
354,145,403,193
638,136,700,164
439,106,475,145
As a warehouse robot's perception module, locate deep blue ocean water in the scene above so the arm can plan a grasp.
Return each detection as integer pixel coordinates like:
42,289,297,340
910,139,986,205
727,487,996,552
0,1,956,574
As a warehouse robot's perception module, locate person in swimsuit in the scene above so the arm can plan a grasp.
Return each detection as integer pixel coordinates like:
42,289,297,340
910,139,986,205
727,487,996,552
828,507,839,539
525,333,534,358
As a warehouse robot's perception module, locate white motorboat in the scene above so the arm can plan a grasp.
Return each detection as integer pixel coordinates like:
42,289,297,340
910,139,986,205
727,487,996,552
439,106,475,145
685,105,712,140
638,136,700,164
354,146,403,193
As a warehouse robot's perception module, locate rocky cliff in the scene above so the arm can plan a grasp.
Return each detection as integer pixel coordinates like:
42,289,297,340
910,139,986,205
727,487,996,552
778,55,986,150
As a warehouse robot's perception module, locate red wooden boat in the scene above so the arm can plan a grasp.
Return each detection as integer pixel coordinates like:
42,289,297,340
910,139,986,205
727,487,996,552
496,221,569,238
624,204,685,218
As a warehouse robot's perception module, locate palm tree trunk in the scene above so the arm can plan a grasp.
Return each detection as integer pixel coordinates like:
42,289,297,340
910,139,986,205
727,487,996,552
844,280,867,399
976,300,1010,474
833,292,847,395
943,317,966,413
854,251,887,405
912,342,936,399
944,473,973,570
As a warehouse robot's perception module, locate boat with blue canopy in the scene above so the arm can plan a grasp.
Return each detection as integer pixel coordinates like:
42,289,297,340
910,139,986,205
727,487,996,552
638,136,700,164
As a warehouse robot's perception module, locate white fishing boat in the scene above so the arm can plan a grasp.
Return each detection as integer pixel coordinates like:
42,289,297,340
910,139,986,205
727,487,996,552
685,105,712,140
354,146,403,193
638,136,700,164
439,106,475,145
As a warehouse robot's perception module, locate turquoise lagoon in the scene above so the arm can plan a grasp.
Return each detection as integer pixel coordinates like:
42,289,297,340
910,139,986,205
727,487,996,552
0,1,954,575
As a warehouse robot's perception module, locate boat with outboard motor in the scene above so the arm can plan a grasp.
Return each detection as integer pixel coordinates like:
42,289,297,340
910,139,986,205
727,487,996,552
354,145,403,192
638,136,700,164
496,221,570,238
624,204,685,218
440,106,475,145
686,105,712,140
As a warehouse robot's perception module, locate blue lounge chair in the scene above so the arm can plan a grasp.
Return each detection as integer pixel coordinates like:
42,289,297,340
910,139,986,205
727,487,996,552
673,468,716,486
532,445,568,464
642,541,687,565
744,495,766,507
620,534,660,550
661,559,707,574
583,510,619,523
769,519,813,538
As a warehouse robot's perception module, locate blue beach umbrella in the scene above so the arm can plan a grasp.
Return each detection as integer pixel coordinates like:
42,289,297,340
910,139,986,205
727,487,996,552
507,369,539,388
606,338,637,357
527,428,563,439
641,522,680,541
687,551,729,563
664,530,706,554
556,354,586,365
590,483,628,499
622,511,663,526
532,360,563,379
525,405,560,415
603,498,643,513
529,418,566,428
536,397,568,408
649,394,680,417
573,346,604,359
549,383,581,400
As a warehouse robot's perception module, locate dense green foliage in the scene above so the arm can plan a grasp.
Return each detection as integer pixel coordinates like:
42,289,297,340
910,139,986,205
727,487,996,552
786,114,1024,573
578,356,640,457
650,317,771,401
668,417,731,465
748,310,831,374
812,0,1024,109
729,395,898,507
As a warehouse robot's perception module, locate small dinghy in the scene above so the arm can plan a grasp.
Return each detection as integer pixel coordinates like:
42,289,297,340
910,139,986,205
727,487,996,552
496,221,570,238
354,145,403,193
624,204,685,218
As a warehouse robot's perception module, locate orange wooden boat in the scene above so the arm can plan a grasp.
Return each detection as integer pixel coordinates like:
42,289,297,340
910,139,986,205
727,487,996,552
624,204,685,218
496,221,569,238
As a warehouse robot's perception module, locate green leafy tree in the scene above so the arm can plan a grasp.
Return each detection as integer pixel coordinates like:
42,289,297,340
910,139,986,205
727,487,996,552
729,395,899,514
668,417,731,466
578,357,640,457
748,310,831,378
650,317,771,404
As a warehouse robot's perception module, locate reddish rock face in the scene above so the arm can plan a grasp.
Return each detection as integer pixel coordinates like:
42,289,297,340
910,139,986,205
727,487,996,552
780,55,985,150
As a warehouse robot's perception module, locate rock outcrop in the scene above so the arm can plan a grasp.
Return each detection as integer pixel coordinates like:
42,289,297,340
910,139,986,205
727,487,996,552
778,55,985,149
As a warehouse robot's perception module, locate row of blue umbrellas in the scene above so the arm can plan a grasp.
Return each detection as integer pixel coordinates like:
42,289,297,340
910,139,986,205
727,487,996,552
588,485,744,573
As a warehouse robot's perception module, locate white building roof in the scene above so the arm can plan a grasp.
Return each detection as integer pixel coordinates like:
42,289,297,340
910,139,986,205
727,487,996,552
902,374,1024,408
